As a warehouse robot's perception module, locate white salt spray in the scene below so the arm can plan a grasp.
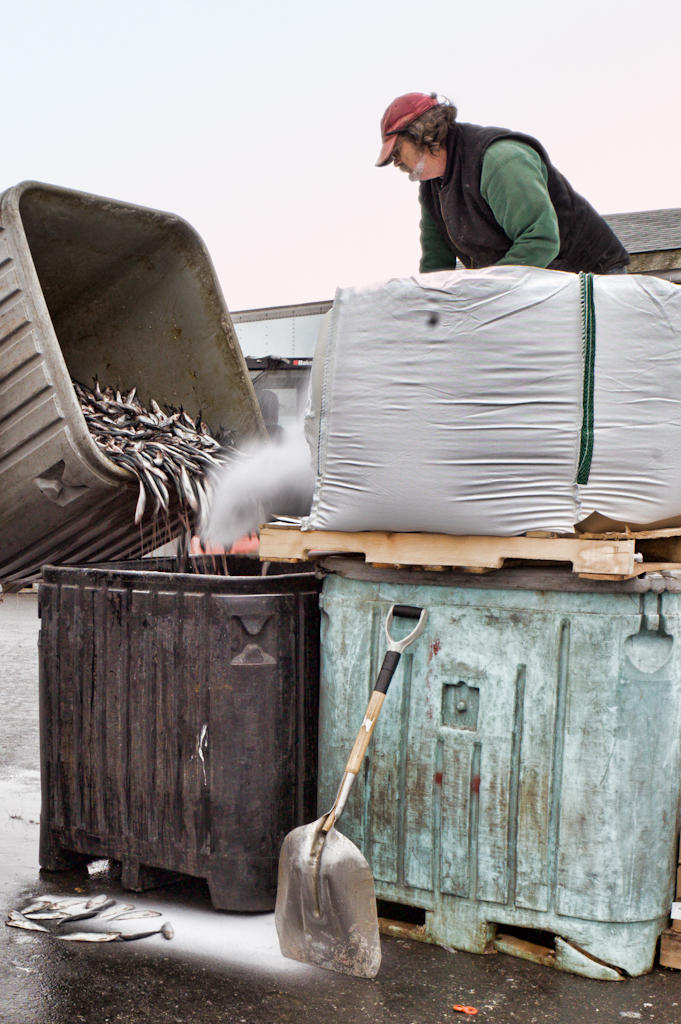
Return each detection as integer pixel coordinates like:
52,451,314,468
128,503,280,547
202,427,314,547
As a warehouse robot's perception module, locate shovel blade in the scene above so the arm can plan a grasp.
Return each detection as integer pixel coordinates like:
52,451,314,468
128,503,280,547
275,818,381,978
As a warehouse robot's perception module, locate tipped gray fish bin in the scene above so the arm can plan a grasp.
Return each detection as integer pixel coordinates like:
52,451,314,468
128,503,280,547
38,557,321,912
0,181,263,589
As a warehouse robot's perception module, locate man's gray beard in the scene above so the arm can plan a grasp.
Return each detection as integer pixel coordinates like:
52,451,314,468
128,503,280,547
408,155,426,182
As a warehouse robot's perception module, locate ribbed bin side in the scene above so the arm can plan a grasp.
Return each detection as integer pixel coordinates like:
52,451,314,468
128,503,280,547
0,222,139,584
317,570,681,978
0,182,263,588
38,562,321,911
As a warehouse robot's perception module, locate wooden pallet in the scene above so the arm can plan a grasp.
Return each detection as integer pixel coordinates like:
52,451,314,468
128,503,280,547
259,523,681,580
660,929,681,970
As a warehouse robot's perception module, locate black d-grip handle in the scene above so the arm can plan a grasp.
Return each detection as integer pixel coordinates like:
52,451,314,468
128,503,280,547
375,605,427,695
392,605,422,620
375,650,401,694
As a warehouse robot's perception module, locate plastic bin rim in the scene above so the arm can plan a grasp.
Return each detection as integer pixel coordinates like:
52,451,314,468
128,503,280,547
40,563,322,591
0,180,196,237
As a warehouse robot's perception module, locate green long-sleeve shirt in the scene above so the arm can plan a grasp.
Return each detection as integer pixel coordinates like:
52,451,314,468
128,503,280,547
419,139,561,272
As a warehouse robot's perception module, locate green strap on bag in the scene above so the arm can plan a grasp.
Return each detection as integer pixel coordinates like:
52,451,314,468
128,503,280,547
577,272,596,485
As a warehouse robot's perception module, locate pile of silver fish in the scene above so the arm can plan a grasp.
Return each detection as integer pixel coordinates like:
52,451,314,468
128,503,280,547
6,893,173,943
73,378,234,527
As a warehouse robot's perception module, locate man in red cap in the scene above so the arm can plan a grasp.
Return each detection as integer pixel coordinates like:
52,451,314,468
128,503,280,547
377,92,628,274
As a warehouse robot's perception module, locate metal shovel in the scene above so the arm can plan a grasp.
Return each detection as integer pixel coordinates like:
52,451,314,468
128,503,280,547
275,603,428,978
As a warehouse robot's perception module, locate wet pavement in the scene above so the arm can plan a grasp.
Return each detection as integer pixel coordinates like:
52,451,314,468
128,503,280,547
1,591,681,1023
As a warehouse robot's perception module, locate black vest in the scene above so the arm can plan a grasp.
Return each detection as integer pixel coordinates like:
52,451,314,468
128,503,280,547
420,122,629,273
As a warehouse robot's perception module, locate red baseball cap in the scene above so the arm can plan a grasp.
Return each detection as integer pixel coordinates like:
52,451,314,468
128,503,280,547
376,92,440,166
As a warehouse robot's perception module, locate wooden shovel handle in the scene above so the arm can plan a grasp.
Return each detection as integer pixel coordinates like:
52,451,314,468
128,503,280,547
345,646,403,774
345,689,386,774
321,690,386,834
321,648,403,832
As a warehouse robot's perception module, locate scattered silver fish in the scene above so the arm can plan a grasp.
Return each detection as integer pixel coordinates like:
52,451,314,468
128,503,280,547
85,895,115,912
106,909,162,921
54,909,102,924
119,923,173,941
99,903,135,920
58,923,173,943
6,912,50,933
19,900,52,915
8,895,173,944
57,931,121,943
22,909,71,921
44,897,90,909
23,896,112,925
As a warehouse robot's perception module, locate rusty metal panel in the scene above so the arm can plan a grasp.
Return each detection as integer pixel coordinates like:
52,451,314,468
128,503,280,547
317,572,681,978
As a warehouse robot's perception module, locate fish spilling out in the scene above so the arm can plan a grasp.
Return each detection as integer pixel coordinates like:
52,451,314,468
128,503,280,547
72,378,235,529
5,895,173,944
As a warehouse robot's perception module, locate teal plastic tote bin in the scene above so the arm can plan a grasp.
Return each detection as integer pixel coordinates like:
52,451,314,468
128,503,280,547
316,562,681,980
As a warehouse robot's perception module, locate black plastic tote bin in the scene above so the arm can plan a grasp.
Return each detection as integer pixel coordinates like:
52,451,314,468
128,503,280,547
38,557,321,911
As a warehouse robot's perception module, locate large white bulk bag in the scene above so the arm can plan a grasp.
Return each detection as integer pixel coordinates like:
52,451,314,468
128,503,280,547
304,267,681,537
579,274,681,528
304,268,584,536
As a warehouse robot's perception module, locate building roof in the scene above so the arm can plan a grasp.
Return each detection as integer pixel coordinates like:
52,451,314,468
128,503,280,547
604,209,681,254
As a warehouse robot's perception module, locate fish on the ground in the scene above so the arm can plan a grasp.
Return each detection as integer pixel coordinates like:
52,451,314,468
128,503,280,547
22,894,115,925
5,895,173,944
85,895,116,912
106,909,162,921
99,903,135,919
21,909,68,920
119,922,174,941
6,911,50,933
19,900,52,915
57,931,122,943
57,922,173,943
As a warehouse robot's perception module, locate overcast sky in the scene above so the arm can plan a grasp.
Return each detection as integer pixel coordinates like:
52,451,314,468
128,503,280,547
3,0,680,310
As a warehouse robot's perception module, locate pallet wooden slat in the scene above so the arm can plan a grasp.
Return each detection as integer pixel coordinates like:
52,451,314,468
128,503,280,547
660,929,681,970
654,821,680,968
258,524,681,579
